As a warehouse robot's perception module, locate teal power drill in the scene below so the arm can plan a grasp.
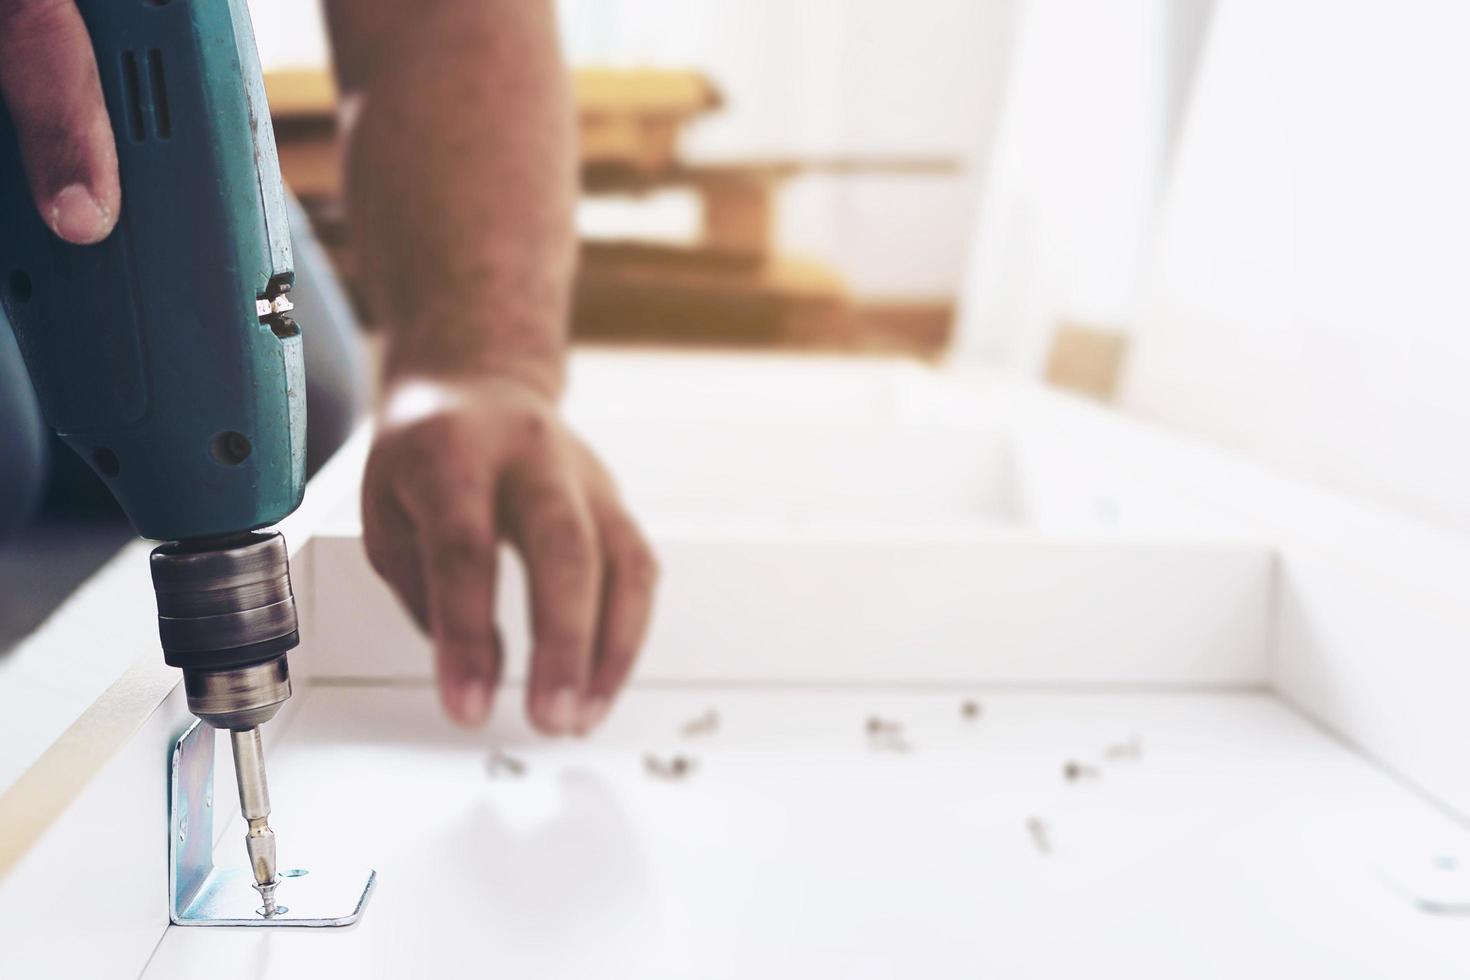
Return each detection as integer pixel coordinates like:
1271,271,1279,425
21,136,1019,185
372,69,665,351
0,0,304,915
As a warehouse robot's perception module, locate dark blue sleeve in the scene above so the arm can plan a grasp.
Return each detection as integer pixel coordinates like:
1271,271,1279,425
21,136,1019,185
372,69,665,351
0,310,47,541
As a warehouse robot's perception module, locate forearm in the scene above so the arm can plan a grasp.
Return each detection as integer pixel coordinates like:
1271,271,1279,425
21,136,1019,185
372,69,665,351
325,0,577,397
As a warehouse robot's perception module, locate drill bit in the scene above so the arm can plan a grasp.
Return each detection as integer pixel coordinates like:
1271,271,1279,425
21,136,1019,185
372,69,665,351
230,727,280,915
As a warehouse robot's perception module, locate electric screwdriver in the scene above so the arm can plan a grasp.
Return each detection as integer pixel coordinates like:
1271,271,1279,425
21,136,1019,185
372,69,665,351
0,0,304,915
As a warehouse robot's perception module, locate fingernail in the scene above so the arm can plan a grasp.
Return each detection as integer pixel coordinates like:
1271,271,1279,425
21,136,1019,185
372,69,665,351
579,698,611,733
48,184,113,244
546,687,578,734
455,679,492,727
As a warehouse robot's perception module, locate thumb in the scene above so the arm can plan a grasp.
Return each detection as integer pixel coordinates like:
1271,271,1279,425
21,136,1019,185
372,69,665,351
0,0,120,244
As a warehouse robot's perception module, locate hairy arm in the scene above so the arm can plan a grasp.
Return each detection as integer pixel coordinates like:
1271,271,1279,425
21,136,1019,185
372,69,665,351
325,1,656,734
325,0,575,393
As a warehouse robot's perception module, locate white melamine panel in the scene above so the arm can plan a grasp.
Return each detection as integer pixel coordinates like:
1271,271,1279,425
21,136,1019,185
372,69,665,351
1273,552,1470,817
0,541,157,793
142,686,1469,980
309,532,1271,685
576,415,1018,529
957,370,1470,821
0,686,193,978
17,351,1468,978
562,352,985,432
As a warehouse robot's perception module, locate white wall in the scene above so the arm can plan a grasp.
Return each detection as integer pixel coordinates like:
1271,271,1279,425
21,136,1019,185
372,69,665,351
949,0,1470,536
951,0,1195,371
1122,0,1470,536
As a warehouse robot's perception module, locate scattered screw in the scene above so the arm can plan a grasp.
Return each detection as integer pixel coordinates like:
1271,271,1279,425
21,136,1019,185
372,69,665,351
866,716,912,752
1063,760,1100,782
961,700,982,721
1026,817,1051,855
486,749,526,778
1103,737,1143,761
681,709,720,737
866,716,901,736
645,753,697,780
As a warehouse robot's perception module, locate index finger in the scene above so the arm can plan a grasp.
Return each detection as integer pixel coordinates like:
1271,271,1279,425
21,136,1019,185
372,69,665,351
0,0,120,243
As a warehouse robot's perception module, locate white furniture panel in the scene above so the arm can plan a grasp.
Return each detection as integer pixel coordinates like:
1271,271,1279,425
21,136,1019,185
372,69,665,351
140,687,1470,980
5,353,1466,980
311,532,1272,685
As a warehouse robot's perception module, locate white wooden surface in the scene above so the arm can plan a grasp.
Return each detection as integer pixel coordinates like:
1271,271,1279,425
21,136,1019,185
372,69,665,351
0,539,157,791
141,685,1470,980
1077,0,1470,817
307,353,1274,687
0,685,194,977
311,532,1271,686
6,353,1469,979
952,366,1470,819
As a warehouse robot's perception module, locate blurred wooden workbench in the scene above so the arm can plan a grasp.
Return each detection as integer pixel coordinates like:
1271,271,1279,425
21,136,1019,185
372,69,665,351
264,68,957,356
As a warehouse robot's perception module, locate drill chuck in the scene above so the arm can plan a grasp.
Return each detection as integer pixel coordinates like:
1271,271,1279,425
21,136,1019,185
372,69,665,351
150,531,298,730
150,531,299,669
182,657,291,731
151,530,296,911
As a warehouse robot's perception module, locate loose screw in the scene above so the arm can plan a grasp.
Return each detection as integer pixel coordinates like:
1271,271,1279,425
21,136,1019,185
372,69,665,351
866,716,901,736
486,749,527,778
645,753,697,780
1026,816,1052,855
681,709,720,737
1063,761,1100,782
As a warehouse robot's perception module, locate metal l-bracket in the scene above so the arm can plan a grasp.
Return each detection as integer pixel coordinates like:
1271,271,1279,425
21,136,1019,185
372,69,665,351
169,719,376,927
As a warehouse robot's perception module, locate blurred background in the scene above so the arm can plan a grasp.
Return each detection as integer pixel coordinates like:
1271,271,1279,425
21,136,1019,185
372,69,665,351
3,0,1468,649
250,0,1470,535
258,0,1015,357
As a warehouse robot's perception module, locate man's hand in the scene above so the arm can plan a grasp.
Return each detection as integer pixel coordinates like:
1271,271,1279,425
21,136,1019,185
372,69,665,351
0,0,120,243
363,374,658,735
328,0,624,730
